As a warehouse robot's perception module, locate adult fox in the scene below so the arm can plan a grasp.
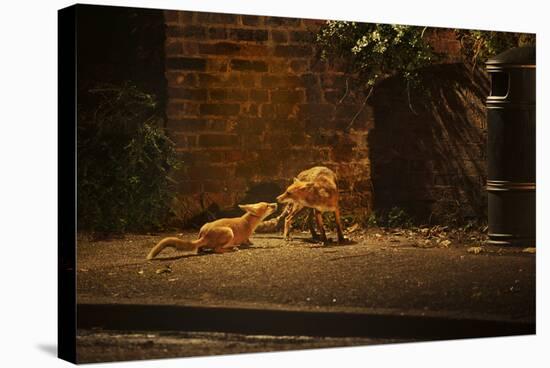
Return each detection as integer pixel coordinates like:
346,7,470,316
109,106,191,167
276,166,345,243
146,202,277,259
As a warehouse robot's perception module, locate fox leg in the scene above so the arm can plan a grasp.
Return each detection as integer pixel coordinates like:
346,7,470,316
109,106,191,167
314,210,329,243
306,208,319,240
334,207,346,243
202,227,235,254
283,203,303,241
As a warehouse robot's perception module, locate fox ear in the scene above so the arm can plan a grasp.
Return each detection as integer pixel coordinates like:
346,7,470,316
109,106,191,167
238,204,250,212
239,204,259,215
293,177,300,184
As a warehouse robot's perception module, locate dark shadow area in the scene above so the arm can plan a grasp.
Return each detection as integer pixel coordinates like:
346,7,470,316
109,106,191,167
369,63,489,225
240,182,283,206
77,303,534,339
77,4,166,106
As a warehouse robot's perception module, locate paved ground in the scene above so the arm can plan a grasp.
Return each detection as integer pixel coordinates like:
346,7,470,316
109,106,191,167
76,229,535,363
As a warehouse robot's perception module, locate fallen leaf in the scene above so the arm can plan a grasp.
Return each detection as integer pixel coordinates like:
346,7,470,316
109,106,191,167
522,247,536,254
467,246,483,255
137,270,144,275
440,240,451,247
346,223,360,234
156,266,172,274
168,278,179,282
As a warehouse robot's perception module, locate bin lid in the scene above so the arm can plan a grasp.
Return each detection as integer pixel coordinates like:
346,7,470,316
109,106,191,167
486,46,535,67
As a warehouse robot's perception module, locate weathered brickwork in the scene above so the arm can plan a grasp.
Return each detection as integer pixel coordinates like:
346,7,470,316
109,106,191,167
164,10,488,226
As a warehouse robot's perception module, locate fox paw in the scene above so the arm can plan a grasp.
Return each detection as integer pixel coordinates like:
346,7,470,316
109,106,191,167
337,236,349,244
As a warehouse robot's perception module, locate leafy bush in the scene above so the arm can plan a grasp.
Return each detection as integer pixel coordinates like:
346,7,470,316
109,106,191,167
316,23,534,123
77,83,180,235
364,207,414,229
456,30,535,67
317,22,436,88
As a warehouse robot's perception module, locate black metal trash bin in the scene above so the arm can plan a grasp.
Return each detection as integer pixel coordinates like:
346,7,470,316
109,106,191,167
486,46,535,246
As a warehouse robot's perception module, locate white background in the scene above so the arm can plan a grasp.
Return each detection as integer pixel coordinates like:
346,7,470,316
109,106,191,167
0,0,547,366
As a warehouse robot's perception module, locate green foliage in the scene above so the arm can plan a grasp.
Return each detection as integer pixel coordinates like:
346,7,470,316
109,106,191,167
364,207,414,229
316,21,437,88
456,30,535,66
77,83,180,235
316,21,535,93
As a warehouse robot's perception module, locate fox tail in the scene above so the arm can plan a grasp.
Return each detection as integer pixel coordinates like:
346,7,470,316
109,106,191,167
146,237,206,260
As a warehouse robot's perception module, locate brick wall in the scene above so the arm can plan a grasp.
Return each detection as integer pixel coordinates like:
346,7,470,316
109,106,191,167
163,10,488,226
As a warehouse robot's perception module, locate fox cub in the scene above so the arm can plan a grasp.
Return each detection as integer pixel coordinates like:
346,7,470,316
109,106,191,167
276,166,345,243
146,202,277,260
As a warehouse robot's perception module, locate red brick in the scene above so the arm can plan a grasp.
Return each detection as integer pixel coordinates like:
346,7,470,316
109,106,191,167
203,180,227,192
198,42,241,55
241,15,261,26
230,59,268,72
165,40,183,55
271,30,288,43
197,12,238,24
236,118,265,134
261,75,302,88
229,28,268,42
290,60,307,73
166,25,205,38
274,45,312,57
208,88,248,102
305,88,322,103
270,90,305,104
166,57,206,71
197,73,240,87
301,73,319,88
298,104,335,119
177,11,195,24
172,133,198,149
169,118,207,131
177,180,202,194
167,102,200,117
289,30,313,43
238,44,270,57
200,103,240,116
261,104,297,119
266,16,302,28
169,87,207,100
302,19,325,30
166,72,197,87
269,118,304,131
198,134,240,147
187,165,233,180
206,59,229,72
181,41,199,55
169,119,228,132
242,103,259,117
321,74,347,88
269,60,290,73
164,11,179,23
249,89,269,103
208,27,227,40
240,74,258,87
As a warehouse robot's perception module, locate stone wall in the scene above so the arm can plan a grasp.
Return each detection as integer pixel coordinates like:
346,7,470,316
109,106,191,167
163,10,489,226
